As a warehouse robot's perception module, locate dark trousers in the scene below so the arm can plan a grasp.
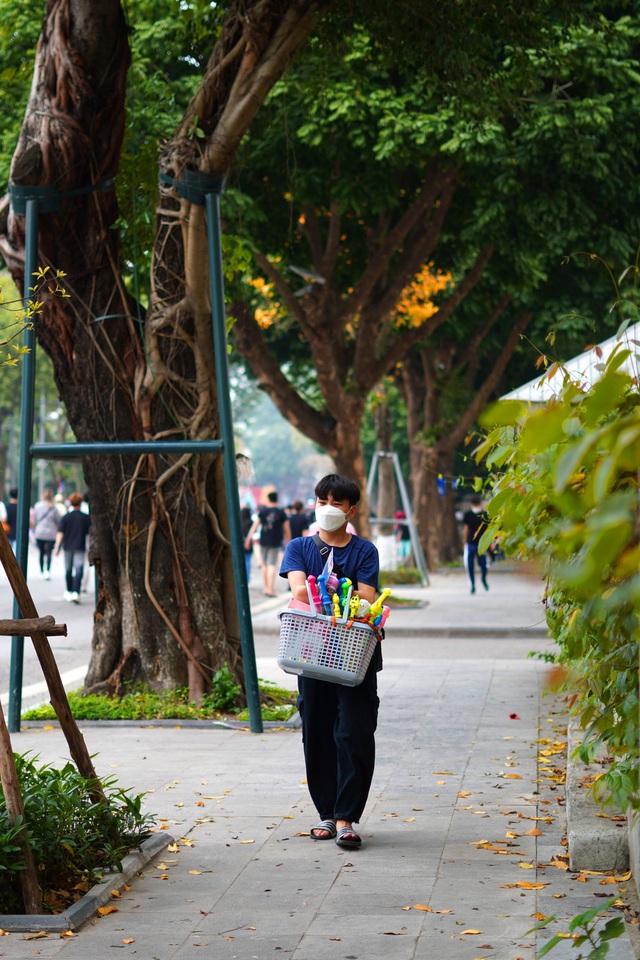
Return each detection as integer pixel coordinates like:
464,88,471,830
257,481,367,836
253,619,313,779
297,662,379,824
36,538,54,572
64,550,85,593
464,542,487,592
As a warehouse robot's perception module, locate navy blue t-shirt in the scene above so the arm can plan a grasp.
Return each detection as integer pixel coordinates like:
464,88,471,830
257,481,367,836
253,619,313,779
279,534,379,590
59,510,91,552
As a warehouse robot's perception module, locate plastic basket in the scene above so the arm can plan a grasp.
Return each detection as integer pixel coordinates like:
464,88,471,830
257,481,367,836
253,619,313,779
277,606,378,686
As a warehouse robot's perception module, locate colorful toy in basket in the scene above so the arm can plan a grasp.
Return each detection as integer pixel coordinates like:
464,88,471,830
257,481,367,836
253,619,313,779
277,548,390,687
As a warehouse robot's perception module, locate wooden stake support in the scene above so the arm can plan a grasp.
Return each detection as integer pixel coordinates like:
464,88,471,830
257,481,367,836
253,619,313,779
0,525,105,913
0,616,66,637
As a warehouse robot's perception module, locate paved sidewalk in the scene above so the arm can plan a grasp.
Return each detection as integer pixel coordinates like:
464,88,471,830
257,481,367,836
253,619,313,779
0,566,636,959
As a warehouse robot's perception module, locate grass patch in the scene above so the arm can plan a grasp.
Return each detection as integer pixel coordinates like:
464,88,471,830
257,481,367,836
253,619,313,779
23,671,298,724
386,594,422,607
379,567,422,584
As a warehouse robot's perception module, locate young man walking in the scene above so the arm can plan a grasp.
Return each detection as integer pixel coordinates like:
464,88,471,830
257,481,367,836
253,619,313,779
280,474,380,850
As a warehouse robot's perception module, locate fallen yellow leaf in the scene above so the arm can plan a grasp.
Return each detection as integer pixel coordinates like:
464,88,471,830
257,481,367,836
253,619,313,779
525,827,542,836
122,938,135,944
502,774,522,779
518,862,534,870
458,791,471,798
110,889,121,898
461,929,483,935
502,882,548,890
60,931,74,938
22,932,48,940
413,904,432,912
167,843,179,853
189,870,203,875
238,839,255,844
98,906,119,916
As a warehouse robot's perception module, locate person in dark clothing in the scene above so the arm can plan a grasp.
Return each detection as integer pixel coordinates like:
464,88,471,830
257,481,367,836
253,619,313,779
53,491,91,603
280,474,380,850
462,494,490,594
288,500,309,540
245,490,290,596
5,488,18,553
240,505,254,581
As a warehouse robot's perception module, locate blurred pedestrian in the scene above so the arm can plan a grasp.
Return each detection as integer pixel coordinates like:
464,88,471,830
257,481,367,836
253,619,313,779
30,487,60,579
462,495,490,594
240,505,253,582
288,500,309,539
245,490,290,596
53,491,91,603
5,488,18,552
394,510,412,563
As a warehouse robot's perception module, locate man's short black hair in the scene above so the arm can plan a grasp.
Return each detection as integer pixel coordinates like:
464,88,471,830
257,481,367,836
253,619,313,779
470,494,482,506
315,474,361,506
9,488,18,499
267,491,278,503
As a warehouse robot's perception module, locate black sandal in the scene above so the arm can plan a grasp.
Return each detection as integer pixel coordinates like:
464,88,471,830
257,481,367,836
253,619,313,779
310,819,337,840
335,826,361,849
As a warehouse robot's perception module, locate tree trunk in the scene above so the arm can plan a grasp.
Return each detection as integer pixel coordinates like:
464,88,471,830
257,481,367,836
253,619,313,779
331,397,372,540
0,0,325,699
437,448,461,563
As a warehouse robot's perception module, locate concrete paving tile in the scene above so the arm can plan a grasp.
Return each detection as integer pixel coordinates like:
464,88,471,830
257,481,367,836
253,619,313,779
292,931,418,960
305,912,424,937
174,931,303,960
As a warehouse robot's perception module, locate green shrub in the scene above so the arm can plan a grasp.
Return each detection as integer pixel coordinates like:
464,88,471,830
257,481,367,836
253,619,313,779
0,754,154,914
23,670,294,723
379,566,422,584
476,309,640,810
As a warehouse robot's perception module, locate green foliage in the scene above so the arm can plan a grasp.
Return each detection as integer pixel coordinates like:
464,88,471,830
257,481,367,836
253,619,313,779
528,898,625,959
476,260,640,810
379,567,422,585
0,754,154,914
21,671,297,722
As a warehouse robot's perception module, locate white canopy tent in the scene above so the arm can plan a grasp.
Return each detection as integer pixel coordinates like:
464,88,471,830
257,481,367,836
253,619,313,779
502,321,640,403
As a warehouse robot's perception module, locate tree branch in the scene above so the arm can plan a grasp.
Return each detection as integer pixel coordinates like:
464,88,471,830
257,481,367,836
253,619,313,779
339,159,448,322
370,178,457,325
231,302,334,448
202,1,328,175
302,204,324,270
321,201,342,278
253,250,307,326
441,311,533,452
361,243,494,391
459,292,511,373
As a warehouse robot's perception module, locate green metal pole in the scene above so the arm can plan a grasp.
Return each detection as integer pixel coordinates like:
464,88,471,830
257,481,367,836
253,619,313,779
30,440,224,458
8,198,39,732
205,189,263,734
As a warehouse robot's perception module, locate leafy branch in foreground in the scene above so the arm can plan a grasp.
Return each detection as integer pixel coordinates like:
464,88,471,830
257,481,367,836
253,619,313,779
528,898,625,959
0,267,69,366
474,260,639,811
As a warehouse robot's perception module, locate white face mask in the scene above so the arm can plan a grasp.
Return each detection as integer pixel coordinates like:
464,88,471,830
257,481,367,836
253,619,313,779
315,504,350,532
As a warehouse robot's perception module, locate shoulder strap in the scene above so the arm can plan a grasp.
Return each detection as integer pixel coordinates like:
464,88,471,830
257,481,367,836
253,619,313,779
312,534,345,579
